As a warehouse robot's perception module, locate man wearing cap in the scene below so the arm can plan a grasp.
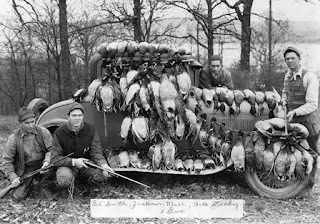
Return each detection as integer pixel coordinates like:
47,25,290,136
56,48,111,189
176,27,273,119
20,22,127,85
51,102,113,193
1,107,53,201
199,55,234,90
282,46,320,196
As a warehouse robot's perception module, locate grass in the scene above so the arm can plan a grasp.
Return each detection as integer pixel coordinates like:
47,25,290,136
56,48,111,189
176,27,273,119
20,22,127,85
0,116,19,153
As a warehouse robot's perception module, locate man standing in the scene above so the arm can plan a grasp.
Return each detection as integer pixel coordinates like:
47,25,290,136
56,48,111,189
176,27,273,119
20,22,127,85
199,55,234,90
2,107,52,201
51,102,113,192
282,46,320,195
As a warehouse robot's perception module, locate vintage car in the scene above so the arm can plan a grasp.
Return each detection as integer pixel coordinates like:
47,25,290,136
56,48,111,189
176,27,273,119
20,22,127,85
27,43,316,199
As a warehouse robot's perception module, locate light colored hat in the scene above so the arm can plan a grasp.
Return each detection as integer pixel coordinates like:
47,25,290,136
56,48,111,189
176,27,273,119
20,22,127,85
284,47,301,58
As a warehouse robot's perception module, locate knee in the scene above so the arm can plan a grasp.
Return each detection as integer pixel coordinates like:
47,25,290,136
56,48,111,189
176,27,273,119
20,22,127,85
56,167,75,188
12,192,25,202
88,170,105,184
12,186,30,201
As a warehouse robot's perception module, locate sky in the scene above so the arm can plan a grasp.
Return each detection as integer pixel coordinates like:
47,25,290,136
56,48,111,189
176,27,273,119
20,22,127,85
251,0,320,22
1,0,320,22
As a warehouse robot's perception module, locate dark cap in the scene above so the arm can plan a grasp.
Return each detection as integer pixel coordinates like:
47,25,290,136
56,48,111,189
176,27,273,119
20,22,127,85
284,47,301,58
18,107,35,122
211,55,222,62
68,102,84,115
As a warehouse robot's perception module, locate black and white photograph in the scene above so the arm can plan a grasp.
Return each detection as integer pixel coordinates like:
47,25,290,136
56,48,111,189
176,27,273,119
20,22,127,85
0,0,319,223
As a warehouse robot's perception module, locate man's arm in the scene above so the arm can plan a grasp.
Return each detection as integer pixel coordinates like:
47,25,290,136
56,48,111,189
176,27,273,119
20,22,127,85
199,68,213,89
39,127,53,164
222,69,234,90
90,130,108,166
2,134,19,181
51,133,73,167
294,72,319,116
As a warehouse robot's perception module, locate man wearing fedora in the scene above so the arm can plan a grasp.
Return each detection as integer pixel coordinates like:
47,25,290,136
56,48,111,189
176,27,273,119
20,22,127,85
282,46,320,196
199,55,234,90
1,107,53,201
51,102,113,193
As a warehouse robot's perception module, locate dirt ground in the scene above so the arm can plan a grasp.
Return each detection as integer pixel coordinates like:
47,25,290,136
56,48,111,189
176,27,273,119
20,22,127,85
0,117,319,224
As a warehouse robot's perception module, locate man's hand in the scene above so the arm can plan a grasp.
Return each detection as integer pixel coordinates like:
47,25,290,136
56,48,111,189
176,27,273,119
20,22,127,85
101,163,114,177
287,110,296,122
12,177,21,187
73,158,89,169
40,161,50,174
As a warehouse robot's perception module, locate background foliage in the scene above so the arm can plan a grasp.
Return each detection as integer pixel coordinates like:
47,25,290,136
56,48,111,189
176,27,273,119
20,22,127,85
0,0,308,115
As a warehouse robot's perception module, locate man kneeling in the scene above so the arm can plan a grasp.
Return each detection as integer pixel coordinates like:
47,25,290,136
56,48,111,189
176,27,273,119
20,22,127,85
51,103,113,192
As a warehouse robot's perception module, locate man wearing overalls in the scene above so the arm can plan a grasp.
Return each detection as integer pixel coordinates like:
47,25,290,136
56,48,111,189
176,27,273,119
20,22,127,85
282,46,320,196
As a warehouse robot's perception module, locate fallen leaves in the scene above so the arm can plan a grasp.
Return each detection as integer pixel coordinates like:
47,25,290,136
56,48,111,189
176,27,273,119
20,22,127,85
0,170,319,223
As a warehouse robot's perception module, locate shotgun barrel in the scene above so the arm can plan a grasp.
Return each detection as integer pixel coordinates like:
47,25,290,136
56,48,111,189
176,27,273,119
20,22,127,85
0,152,74,199
84,161,150,188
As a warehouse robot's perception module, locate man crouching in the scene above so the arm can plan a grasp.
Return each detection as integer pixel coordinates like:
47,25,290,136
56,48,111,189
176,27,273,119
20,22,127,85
51,102,113,194
1,107,53,201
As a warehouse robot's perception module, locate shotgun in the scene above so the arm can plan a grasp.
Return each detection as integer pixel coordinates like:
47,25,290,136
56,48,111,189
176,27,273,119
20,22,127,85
0,152,74,199
84,160,150,188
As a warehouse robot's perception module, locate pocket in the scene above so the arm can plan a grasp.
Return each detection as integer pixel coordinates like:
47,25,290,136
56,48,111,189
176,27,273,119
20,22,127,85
290,84,300,91
35,141,43,153
302,120,320,137
34,142,45,160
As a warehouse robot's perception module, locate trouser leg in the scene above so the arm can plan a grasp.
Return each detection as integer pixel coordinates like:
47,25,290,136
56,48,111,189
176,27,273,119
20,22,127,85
307,134,319,154
12,166,38,201
305,134,319,190
78,166,105,186
38,167,56,187
55,167,77,188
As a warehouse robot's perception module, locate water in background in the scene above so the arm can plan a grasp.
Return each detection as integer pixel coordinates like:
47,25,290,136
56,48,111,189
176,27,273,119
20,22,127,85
218,42,320,75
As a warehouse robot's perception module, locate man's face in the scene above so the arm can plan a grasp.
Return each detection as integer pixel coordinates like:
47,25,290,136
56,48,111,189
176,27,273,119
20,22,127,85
211,60,221,73
68,109,84,128
20,117,36,133
284,52,300,71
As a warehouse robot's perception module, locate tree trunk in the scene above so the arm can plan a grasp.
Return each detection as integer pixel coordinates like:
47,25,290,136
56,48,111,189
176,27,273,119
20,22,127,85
133,0,142,42
240,0,253,72
59,0,71,99
207,0,214,66
84,44,90,88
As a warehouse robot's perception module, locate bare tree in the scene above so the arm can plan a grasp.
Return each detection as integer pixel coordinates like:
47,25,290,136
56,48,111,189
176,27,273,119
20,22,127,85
250,18,290,91
0,30,35,111
12,0,72,100
58,0,72,99
99,0,186,43
69,10,114,88
221,0,254,72
167,0,238,65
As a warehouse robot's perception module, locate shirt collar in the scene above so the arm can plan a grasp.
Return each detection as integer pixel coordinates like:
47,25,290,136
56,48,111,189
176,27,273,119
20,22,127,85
289,66,302,80
20,127,37,137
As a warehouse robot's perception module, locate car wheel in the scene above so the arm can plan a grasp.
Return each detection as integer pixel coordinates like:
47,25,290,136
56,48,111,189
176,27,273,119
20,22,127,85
27,98,49,119
244,165,315,199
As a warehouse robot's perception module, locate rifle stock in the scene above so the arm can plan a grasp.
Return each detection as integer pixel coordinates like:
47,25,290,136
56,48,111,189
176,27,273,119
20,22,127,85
0,183,16,199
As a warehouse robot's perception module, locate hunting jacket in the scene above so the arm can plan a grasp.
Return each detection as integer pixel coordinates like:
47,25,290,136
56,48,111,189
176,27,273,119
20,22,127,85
51,121,107,167
2,126,52,181
199,66,234,90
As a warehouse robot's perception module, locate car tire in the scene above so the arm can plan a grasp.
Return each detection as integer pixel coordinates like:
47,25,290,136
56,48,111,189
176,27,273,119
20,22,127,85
244,166,315,199
27,98,49,119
